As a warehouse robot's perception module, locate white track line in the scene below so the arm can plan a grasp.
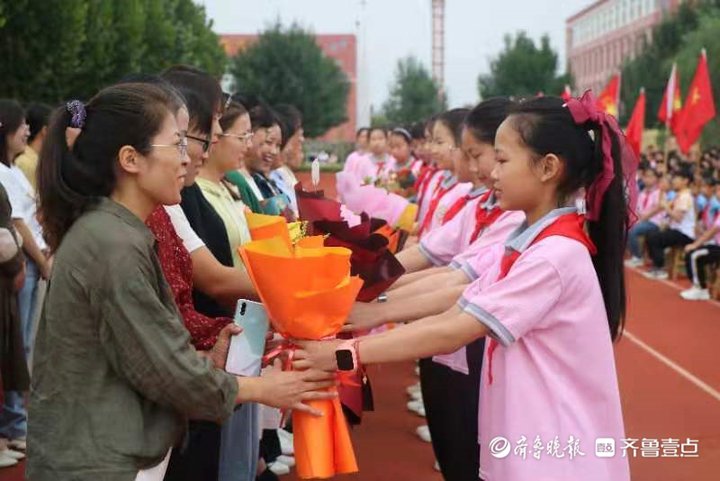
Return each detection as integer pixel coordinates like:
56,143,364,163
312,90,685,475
624,330,720,403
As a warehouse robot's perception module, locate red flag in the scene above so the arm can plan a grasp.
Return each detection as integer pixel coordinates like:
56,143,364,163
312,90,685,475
658,63,682,128
560,85,572,102
596,74,621,117
673,50,716,154
625,88,646,157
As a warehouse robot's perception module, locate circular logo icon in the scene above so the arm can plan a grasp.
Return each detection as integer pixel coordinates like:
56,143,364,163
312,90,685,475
489,436,511,459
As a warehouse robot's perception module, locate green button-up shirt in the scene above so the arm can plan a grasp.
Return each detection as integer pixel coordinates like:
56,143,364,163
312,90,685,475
28,198,238,481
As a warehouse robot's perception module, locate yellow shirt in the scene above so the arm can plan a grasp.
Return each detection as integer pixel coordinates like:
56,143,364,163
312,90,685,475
196,177,252,268
15,146,38,190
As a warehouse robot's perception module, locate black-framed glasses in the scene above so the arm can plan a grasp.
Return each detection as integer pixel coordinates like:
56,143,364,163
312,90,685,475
186,134,211,153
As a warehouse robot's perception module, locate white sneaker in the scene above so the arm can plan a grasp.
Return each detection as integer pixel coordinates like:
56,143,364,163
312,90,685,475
0,449,24,460
643,269,669,280
407,401,426,417
268,461,291,476
8,438,25,451
277,428,294,455
406,382,421,397
276,455,295,468
416,425,432,443
680,286,710,301
433,461,441,472
407,399,424,413
624,257,643,268
0,453,18,468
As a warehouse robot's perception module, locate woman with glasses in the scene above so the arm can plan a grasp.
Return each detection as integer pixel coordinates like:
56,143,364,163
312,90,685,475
28,82,335,481
196,100,253,274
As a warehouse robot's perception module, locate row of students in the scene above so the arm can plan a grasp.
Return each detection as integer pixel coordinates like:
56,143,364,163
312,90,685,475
295,93,634,481
627,166,720,300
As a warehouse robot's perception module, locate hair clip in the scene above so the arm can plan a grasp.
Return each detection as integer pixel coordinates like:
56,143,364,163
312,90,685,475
66,100,86,129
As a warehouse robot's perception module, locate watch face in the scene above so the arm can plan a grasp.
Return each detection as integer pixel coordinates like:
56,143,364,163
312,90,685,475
336,349,354,371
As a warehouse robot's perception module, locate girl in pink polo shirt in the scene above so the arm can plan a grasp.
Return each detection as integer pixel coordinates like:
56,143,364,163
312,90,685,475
417,109,473,239
626,168,663,266
298,93,634,481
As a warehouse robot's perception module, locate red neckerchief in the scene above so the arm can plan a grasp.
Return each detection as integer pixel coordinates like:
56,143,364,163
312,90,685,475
442,188,488,224
485,213,597,385
415,165,438,205
417,177,458,237
469,191,503,243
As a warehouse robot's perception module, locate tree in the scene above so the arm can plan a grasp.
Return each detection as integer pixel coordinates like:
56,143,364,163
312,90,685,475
230,23,349,138
0,0,226,103
380,56,445,126
620,1,703,124
673,15,720,145
478,32,570,99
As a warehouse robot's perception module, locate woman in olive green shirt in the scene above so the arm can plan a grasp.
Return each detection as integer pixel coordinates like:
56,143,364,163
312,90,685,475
28,83,334,481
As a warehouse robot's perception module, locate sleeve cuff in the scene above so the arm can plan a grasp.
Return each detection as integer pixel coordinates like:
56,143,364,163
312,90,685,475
418,242,445,266
457,297,515,347
457,261,479,281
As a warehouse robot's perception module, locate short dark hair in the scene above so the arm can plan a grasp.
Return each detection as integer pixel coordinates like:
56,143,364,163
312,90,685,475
161,65,222,136
26,103,52,143
0,99,25,167
274,104,303,149
435,108,470,146
464,97,514,144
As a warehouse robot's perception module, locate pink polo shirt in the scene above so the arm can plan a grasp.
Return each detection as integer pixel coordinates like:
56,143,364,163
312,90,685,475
459,208,629,481
637,187,663,225
417,169,445,225
450,211,526,280
420,176,473,238
418,187,489,266
342,151,368,181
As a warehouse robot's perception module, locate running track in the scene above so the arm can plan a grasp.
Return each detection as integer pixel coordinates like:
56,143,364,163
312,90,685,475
2,174,718,480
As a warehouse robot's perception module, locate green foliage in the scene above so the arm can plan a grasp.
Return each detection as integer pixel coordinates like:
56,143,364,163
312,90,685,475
230,23,350,138
478,32,570,99
380,56,445,126
620,2,703,124
0,0,225,103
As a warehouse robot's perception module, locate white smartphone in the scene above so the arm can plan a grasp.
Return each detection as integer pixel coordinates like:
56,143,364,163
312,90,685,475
225,300,270,377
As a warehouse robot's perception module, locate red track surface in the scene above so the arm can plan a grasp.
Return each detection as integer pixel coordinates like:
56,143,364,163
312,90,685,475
2,175,718,481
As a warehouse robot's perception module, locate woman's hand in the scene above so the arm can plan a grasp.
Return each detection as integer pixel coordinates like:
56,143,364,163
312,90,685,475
247,360,338,416
342,302,382,332
209,323,243,369
684,242,700,253
292,339,342,372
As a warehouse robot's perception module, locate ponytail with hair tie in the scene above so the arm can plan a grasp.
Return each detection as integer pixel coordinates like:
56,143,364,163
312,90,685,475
66,100,86,129
565,91,639,224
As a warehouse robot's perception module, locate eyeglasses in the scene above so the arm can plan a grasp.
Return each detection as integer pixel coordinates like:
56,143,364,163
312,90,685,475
220,131,254,143
186,134,211,153
151,137,189,158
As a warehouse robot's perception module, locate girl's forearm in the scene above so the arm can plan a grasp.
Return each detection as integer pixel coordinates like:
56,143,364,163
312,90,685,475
357,306,488,365
378,284,467,325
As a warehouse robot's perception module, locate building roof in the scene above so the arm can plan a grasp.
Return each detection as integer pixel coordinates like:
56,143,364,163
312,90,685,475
219,33,356,57
566,0,611,24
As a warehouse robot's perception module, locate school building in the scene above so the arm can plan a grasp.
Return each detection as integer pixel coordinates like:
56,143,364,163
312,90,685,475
219,33,357,142
566,0,685,94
